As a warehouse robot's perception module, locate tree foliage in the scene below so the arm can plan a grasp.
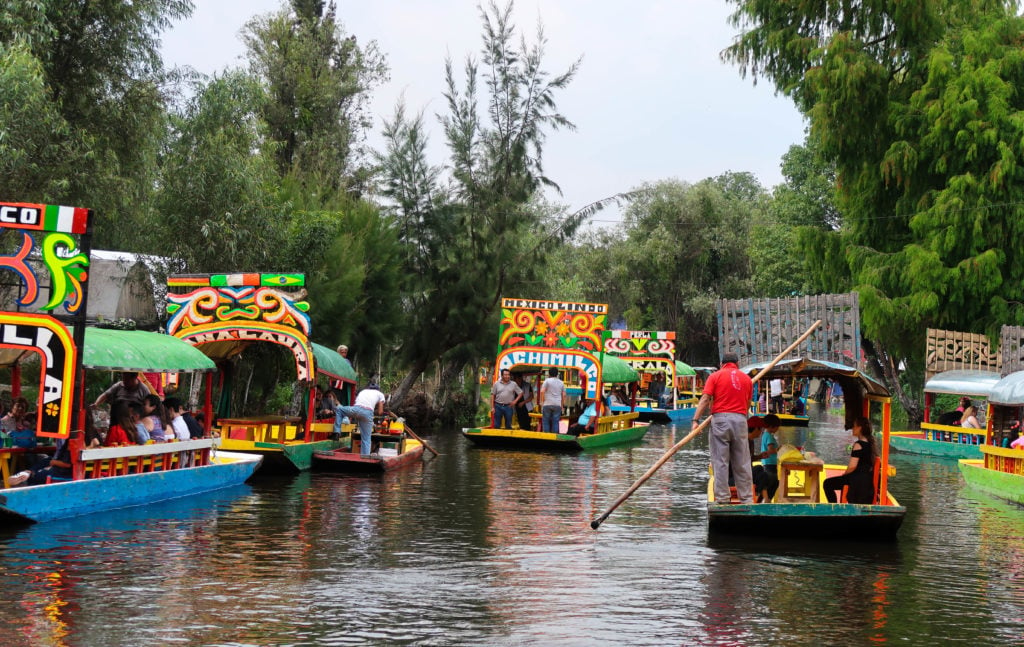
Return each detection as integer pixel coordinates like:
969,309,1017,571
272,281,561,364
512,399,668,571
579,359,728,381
243,0,387,195
376,1,581,408
1,0,194,250
724,1,1024,419
155,72,283,272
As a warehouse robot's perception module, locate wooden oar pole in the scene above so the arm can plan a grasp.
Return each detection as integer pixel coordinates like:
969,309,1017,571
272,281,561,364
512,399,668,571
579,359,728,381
400,420,440,456
589,319,822,530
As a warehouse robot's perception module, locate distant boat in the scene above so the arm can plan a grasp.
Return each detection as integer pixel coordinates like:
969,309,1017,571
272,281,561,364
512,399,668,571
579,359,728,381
312,419,425,473
708,358,906,540
890,370,997,459
958,371,1024,505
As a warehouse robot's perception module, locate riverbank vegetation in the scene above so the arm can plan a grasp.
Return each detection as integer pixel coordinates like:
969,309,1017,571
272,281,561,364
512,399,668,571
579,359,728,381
4,1,1024,426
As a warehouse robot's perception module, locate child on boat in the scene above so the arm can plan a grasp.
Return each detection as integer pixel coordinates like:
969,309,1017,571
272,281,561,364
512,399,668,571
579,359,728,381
755,414,781,502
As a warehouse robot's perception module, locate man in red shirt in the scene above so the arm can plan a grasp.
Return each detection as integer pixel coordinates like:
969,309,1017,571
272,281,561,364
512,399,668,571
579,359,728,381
691,352,754,504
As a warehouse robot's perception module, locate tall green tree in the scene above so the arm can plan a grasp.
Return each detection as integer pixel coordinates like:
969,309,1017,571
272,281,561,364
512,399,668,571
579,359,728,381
0,42,84,201
1,0,194,250
601,175,761,363
243,0,387,195
724,0,1024,420
155,72,284,272
753,138,839,297
376,1,581,410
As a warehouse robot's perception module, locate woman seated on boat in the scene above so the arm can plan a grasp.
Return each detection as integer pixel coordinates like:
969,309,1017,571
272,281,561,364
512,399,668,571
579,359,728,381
566,399,601,436
8,431,75,486
960,406,981,429
132,404,152,444
822,416,875,504
104,403,135,446
142,394,170,441
608,389,625,406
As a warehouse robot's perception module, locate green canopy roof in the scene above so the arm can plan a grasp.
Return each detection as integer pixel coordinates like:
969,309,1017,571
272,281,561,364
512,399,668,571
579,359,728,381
675,360,696,376
82,328,217,372
312,342,357,383
602,355,640,384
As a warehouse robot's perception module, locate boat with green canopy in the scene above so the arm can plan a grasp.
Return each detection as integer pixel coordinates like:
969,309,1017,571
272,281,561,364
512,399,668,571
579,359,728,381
166,273,349,473
462,298,649,451
0,201,259,524
890,369,998,458
958,370,1024,505
602,330,697,423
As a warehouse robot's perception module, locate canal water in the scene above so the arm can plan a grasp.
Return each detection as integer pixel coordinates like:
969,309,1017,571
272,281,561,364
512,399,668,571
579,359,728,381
0,407,1021,645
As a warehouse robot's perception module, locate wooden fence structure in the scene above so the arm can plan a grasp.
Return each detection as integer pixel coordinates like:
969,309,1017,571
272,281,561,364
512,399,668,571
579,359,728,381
716,293,860,368
1000,326,1024,377
925,328,1001,380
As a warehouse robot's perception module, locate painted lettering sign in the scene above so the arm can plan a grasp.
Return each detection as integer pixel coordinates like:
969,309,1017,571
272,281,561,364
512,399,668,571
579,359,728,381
0,314,76,436
496,297,607,400
603,330,676,360
166,275,314,382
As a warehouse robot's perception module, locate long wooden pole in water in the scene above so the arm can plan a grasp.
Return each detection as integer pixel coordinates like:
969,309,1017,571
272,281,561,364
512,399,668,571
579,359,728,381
589,319,822,530
403,423,440,457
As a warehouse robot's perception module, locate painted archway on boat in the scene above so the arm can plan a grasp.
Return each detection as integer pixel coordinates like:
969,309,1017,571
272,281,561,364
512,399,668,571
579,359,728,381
166,274,314,381
0,312,76,437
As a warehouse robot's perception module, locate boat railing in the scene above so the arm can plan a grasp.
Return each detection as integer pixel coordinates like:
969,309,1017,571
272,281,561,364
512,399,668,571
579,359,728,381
920,422,986,445
74,438,217,480
980,444,1024,475
593,411,640,435
216,417,304,444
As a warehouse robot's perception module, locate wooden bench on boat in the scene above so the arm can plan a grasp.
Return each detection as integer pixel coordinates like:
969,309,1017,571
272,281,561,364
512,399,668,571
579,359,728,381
218,416,305,443
920,422,986,445
74,438,217,479
591,411,640,435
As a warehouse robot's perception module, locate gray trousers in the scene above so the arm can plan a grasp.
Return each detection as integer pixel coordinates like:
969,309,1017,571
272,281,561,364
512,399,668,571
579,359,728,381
710,412,753,503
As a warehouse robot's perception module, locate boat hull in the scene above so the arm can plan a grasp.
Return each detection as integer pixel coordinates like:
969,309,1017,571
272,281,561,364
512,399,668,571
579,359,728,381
576,424,649,449
217,438,344,474
890,432,982,459
958,459,1024,506
707,502,906,539
0,451,261,524
461,427,581,451
610,405,695,425
312,443,425,473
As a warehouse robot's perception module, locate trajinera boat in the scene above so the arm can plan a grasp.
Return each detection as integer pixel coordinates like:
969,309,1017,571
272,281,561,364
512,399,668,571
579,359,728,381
312,418,424,473
166,273,354,473
602,330,697,424
889,369,998,459
0,201,260,523
958,371,1024,505
462,298,649,451
707,358,906,539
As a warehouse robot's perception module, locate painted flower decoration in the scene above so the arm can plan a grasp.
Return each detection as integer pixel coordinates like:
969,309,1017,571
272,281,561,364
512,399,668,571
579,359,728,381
46,402,59,417
556,320,570,336
543,329,559,347
535,321,549,335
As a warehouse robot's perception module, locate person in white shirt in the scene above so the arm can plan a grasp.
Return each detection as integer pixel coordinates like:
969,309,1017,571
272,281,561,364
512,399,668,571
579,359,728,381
329,383,387,457
539,368,566,433
769,378,785,414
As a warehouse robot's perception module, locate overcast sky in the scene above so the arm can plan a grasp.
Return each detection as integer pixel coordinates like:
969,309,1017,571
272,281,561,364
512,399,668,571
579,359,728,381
161,1,807,224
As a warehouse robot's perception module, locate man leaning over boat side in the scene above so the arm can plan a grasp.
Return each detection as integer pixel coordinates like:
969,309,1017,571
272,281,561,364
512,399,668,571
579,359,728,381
691,352,754,504
327,382,386,457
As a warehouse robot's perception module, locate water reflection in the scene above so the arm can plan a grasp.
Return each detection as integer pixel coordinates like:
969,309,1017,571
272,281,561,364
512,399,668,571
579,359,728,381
0,417,1019,645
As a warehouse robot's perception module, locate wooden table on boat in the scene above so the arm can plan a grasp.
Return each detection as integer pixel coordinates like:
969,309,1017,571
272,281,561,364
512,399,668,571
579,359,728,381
778,461,824,502
0,445,56,488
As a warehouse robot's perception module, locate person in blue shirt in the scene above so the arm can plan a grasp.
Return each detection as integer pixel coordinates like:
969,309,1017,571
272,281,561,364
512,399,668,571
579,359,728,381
754,414,781,502
566,399,601,436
